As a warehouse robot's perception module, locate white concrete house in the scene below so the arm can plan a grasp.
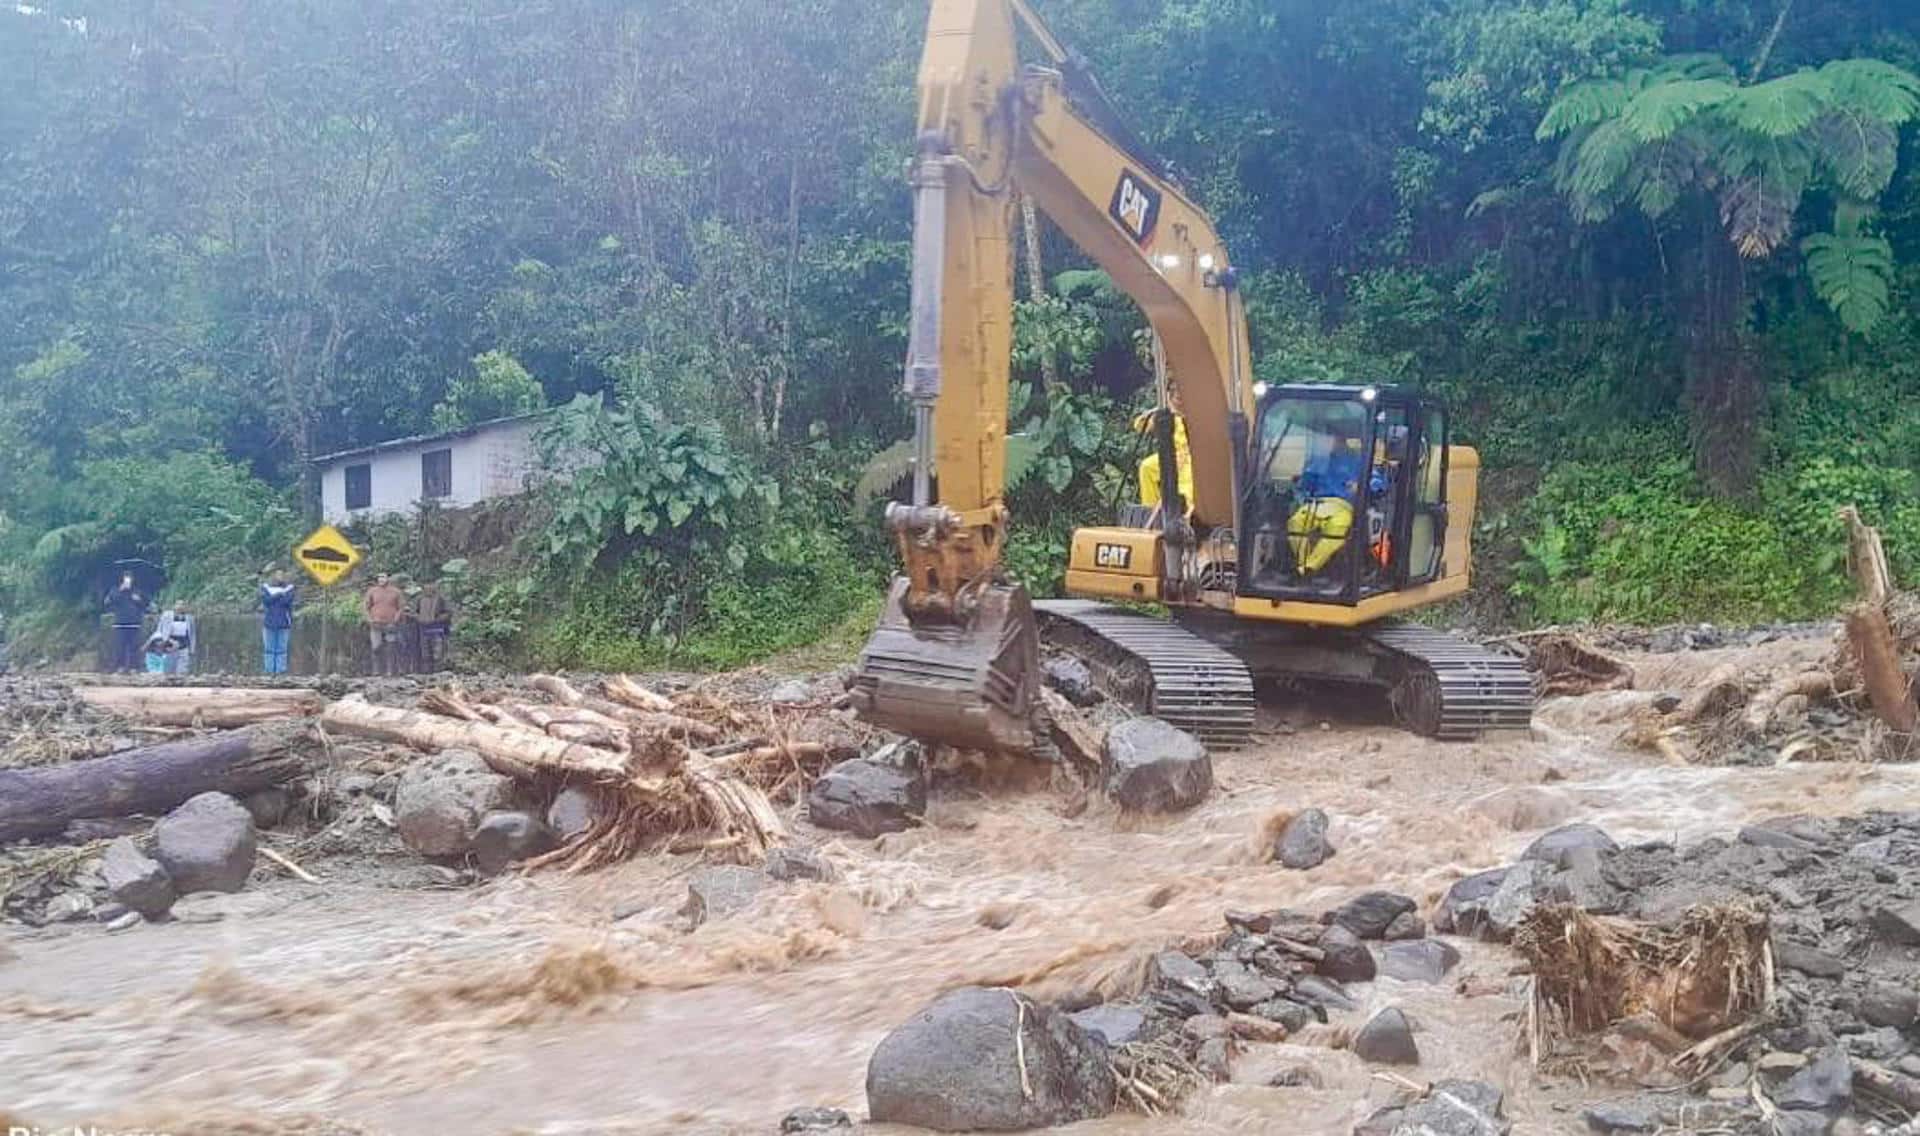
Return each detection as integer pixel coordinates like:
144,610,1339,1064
314,412,548,524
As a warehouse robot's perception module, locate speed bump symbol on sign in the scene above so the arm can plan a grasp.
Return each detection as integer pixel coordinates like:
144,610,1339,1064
294,524,362,587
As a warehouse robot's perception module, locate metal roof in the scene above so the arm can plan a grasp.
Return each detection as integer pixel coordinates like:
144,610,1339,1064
309,410,552,467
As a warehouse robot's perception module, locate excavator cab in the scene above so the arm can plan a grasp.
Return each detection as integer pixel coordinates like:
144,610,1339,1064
1240,385,1449,605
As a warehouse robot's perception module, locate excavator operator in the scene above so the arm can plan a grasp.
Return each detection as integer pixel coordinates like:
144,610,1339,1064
1288,425,1387,575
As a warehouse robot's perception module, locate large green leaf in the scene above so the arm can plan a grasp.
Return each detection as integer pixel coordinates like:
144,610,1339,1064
1803,232,1894,334
1721,72,1832,138
1619,78,1736,142
1810,109,1900,198
1538,78,1630,140
1821,59,1920,125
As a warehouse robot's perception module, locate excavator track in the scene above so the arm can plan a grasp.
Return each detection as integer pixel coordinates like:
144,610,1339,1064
1035,600,1257,750
1366,622,1536,740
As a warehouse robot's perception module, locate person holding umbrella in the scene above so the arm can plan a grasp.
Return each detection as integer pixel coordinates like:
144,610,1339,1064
102,572,151,673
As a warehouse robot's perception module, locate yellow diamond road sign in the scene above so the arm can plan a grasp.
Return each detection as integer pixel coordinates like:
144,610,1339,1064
294,524,362,587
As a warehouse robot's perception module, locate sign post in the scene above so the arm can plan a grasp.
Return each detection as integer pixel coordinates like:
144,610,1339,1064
294,524,362,673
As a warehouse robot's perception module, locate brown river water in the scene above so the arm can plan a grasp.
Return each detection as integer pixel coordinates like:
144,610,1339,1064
4,637,1913,1135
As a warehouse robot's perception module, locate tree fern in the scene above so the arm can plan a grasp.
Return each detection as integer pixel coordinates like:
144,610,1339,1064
1619,78,1735,142
1810,110,1899,199
1803,233,1894,334
1821,59,1920,125
1538,78,1629,140
1721,71,1831,138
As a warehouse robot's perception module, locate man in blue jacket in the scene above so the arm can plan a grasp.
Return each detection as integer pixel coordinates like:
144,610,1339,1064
260,570,298,674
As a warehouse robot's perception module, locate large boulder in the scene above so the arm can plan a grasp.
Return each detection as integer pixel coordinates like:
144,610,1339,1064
1520,823,1618,869
1353,1007,1420,1065
1378,940,1461,985
1276,808,1335,869
1102,718,1212,813
808,757,927,838
1043,656,1099,706
394,749,522,858
545,786,600,841
1067,1003,1147,1048
866,986,1117,1130
471,811,559,876
1483,860,1556,941
766,844,836,883
1369,1080,1512,1136
101,837,176,919
1329,892,1418,940
152,792,257,894
684,866,769,927
1432,867,1510,936
1316,924,1378,984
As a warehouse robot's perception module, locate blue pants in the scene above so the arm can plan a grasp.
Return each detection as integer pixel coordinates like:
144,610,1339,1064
262,626,291,674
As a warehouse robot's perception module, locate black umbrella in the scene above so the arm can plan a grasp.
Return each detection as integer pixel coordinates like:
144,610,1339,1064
104,558,168,597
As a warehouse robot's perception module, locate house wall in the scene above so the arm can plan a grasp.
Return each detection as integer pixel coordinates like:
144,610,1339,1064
318,417,542,525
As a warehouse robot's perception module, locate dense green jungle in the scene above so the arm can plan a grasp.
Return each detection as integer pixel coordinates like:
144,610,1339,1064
4,0,1920,670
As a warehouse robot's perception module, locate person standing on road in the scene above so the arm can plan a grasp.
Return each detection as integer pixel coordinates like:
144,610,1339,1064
260,570,298,674
102,573,150,673
413,580,454,673
154,599,197,675
363,572,406,676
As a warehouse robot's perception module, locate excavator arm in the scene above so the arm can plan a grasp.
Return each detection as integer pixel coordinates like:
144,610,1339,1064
852,0,1254,754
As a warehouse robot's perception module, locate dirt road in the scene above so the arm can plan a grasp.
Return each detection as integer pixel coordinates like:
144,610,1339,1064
3,634,1910,1134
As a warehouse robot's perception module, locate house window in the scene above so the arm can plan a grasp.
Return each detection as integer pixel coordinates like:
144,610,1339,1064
344,463,372,511
422,449,453,499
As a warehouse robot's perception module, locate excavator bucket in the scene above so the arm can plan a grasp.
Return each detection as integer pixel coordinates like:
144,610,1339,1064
850,576,1044,755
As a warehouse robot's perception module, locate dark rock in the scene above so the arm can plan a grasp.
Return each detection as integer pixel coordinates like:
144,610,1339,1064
101,837,175,919
1860,981,1919,1029
766,845,836,883
1354,1108,1406,1136
1392,1080,1510,1136
808,758,927,838
152,792,257,894
1316,924,1378,983
1269,1065,1324,1089
1102,718,1212,812
1292,975,1355,1012
1898,1054,1920,1079
1353,1007,1420,1065
1484,860,1555,940
1195,1037,1232,1081
1211,959,1279,1010
1252,998,1317,1032
1520,823,1619,868
1844,1027,1908,1062
866,987,1116,1130
545,786,600,841
1068,1004,1146,1048
1583,1098,1660,1133
471,811,558,876
1432,867,1510,936
1778,1049,1852,1115
1740,825,1818,852
1276,808,1335,869
1043,656,1098,706
780,1107,851,1133
1774,939,1847,979
1770,1110,1833,1136
1150,950,1211,988
1872,903,1920,946
683,866,767,927
242,787,291,830
394,749,521,857
1329,891,1418,940
1546,845,1622,914
1383,911,1425,940
1378,939,1460,984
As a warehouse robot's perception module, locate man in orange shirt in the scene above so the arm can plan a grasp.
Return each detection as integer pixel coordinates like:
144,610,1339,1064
363,572,407,676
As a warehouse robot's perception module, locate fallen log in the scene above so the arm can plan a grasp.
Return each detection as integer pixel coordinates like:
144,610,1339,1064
73,685,323,728
530,673,587,706
606,674,675,714
1853,1057,1920,1113
1743,670,1834,734
0,721,311,843
1846,607,1918,734
320,696,630,783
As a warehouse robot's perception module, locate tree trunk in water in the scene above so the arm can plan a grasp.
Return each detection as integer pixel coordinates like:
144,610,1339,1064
0,722,312,842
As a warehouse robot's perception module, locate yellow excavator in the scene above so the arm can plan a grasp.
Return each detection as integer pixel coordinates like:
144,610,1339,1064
852,0,1534,753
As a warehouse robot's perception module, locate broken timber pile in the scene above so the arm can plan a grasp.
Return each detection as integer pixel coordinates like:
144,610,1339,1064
72,684,324,728
321,673,842,871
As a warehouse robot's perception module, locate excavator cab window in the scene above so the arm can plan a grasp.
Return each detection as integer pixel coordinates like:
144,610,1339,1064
1240,385,1435,605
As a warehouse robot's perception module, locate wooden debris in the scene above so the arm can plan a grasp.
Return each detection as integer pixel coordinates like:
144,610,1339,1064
1842,506,1918,734
72,685,324,728
321,696,630,783
259,845,320,883
0,721,312,843
1525,634,1635,697
1743,670,1834,734
1039,688,1105,774
605,674,675,714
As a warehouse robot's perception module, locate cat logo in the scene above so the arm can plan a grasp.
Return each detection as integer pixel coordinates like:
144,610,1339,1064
1094,542,1133,570
1108,170,1161,245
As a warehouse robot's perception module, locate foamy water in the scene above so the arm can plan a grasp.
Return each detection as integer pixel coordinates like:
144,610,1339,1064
0,645,1895,1135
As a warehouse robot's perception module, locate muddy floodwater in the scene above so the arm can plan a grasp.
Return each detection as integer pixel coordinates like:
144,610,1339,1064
3,638,1908,1134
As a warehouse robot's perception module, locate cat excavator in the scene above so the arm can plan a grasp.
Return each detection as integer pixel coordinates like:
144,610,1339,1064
852,0,1534,754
